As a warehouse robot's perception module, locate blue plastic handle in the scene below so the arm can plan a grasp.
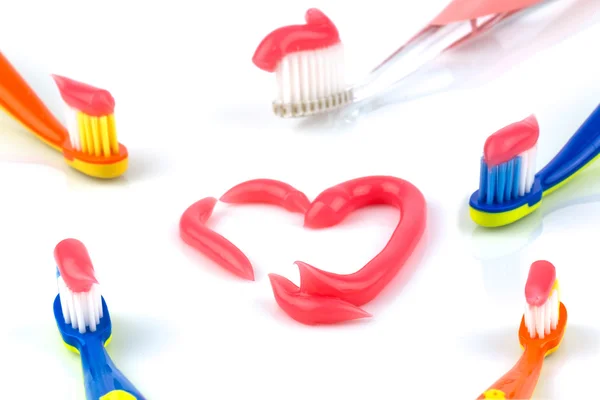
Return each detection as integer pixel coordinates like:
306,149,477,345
538,103,600,190
80,334,144,399
54,295,145,400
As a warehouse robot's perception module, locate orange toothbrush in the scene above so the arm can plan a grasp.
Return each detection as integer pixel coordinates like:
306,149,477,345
0,51,127,179
478,260,567,399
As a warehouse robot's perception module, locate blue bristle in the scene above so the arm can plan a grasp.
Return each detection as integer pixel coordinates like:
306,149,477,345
479,156,524,205
496,163,507,203
478,158,487,203
513,157,521,197
486,165,496,204
56,266,60,278
505,159,516,201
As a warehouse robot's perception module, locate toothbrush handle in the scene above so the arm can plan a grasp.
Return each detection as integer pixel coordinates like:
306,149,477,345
476,345,545,399
80,336,144,400
0,51,68,147
352,24,468,102
537,103,600,192
338,62,457,122
352,12,516,103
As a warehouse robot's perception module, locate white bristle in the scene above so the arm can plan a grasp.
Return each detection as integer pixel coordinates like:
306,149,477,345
273,43,352,117
64,106,80,151
57,276,102,334
60,104,119,157
479,142,538,205
526,145,537,193
518,144,537,196
524,285,560,339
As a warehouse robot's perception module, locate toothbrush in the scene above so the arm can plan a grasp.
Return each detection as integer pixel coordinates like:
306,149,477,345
477,260,566,399
0,52,128,178
252,8,350,118
53,238,144,399
469,103,600,227
252,0,546,118
344,0,600,120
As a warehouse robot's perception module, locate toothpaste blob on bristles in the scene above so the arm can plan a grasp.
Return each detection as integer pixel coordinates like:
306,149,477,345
51,74,119,158
55,238,103,334
478,115,540,205
524,260,560,339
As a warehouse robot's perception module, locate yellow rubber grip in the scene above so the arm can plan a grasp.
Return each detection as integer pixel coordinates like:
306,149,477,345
99,390,137,399
483,389,506,399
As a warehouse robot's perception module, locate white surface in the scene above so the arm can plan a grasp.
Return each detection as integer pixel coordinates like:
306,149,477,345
0,0,600,399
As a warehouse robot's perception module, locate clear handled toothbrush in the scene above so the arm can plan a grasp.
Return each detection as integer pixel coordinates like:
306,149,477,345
251,0,586,119
342,0,599,121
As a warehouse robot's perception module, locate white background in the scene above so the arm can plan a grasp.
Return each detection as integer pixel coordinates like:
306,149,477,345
0,0,599,398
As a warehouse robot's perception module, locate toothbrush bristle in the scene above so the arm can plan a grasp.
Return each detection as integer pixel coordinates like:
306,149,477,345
51,74,120,157
252,9,352,117
523,260,560,339
478,145,537,205
64,108,119,157
273,44,352,117
57,276,103,334
478,115,540,204
54,238,103,334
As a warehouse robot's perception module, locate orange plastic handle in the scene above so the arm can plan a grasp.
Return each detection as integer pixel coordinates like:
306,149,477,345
477,344,545,399
0,51,68,148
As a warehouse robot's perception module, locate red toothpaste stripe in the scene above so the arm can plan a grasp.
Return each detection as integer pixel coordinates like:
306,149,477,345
52,74,115,116
55,238,98,293
525,260,556,307
484,115,539,166
180,176,426,325
252,8,340,72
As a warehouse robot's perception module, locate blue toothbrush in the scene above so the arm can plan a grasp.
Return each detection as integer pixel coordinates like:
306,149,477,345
469,103,600,227
53,238,144,400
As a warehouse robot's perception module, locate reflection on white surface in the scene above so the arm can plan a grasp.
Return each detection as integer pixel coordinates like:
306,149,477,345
446,0,600,85
464,165,600,398
0,111,64,169
471,164,600,302
457,322,600,399
0,108,166,187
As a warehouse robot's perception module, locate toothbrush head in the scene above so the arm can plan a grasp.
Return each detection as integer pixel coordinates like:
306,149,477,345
252,8,352,118
469,115,542,227
53,294,112,354
519,260,567,355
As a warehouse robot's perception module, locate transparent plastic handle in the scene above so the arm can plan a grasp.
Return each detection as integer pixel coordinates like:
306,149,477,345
339,61,457,123
338,0,599,122
351,21,474,103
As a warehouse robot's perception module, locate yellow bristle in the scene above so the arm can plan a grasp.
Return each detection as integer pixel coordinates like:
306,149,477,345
75,111,119,157
82,113,95,155
553,280,560,314
90,116,101,157
76,113,88,153
98,116,111,157
551,279,560,298
107,114,119,154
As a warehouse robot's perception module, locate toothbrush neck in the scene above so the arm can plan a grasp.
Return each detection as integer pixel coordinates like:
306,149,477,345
79,335,117,392
478,345,545,399
75,332,144,399
537,103,600,192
